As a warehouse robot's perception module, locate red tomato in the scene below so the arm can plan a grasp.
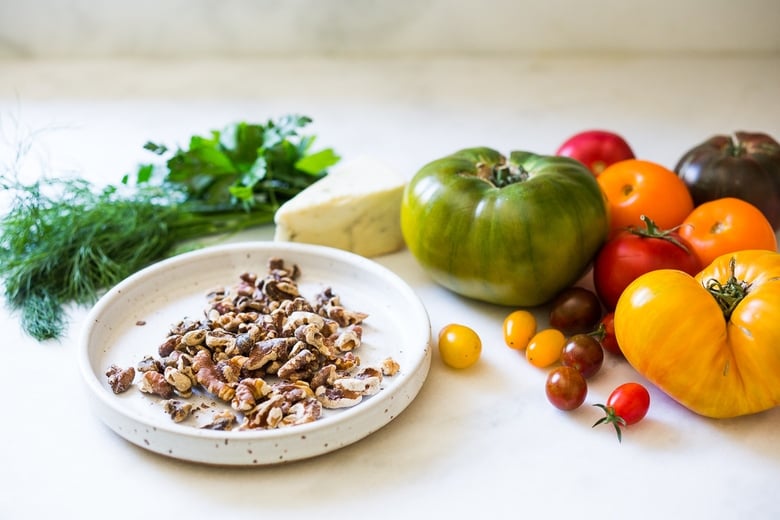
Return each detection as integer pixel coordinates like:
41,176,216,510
593,382,650,442
593,215,702,310
598,159,694,237
555,130,635,176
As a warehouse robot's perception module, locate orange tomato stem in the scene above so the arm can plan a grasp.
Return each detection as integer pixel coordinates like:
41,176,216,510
703,257,751,321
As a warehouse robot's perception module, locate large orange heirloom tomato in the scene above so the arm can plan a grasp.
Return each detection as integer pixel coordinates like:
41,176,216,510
614,249,780,418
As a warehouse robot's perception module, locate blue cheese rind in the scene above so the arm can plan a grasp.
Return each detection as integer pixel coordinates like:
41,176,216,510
273,156,407,257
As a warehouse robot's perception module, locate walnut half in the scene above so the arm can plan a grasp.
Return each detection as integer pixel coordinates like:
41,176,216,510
105,365,135,394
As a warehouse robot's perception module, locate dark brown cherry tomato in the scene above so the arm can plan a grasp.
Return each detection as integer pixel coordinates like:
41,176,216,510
545,366,588,411
549,286,602,336
561,334,604,378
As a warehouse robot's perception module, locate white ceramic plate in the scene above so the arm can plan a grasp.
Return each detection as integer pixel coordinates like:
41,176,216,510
79,241,431,466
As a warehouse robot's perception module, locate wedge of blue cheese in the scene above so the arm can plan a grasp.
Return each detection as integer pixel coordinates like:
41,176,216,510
273,156,407,257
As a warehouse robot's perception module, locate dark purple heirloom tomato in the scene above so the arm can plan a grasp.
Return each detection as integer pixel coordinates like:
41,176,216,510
675,131,780,230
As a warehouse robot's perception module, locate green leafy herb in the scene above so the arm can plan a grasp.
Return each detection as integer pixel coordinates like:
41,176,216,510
1,115,339,341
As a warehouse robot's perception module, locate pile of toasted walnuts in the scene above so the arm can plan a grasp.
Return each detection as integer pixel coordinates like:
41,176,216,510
106,257,400,430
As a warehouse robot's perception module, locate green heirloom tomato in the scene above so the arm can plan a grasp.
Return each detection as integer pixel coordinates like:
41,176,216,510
401,147,610,306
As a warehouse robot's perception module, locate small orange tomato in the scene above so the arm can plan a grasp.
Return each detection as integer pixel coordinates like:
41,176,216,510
526,328,566,368
502,310,537,350
679,197,778,267
598,159,694,236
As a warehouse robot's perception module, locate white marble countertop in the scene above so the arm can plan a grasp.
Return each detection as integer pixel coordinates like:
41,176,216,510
1,55,779,520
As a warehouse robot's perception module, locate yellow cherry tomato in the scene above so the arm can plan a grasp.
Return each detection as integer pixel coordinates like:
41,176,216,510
526,328,566,368
438,323,482,369
503,310,537,350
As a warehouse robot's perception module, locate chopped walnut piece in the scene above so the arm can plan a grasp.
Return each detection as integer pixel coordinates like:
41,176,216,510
232,378,272,412
281,399,322,427
244,337,297,371
138,371,174,399
263,279,299,301
105,364,135,394
266,257,300,279
136,355,163,374
310,364,337,390
201,410,237,431
244,394,287,429
315,287,369,326
282,311,325,334
277,348,318,381
233,332,256,356
315,385,363,409
272,380,315,401
335,367,383,396
158,335,180,357
192,350,236,402
381,357,401,377
294,323,335,357
334,325,362,352
216,356,247,384
182,329,207,347
163,399,193,423
163,366,194,398
333,352,360,372
205,329,236,350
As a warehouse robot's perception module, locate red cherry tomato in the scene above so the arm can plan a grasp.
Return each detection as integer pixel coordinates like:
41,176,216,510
593,382,650,442
555,130,635,176
595,312,621,357
593,215,702,310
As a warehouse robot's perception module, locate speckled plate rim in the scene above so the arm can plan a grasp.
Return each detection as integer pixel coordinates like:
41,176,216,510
78,241,432,466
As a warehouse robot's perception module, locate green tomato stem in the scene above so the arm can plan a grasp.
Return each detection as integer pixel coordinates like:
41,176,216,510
727,133,747,157
628,215,691,253
592,403,627,443
703,257,751,321
475,160,529,188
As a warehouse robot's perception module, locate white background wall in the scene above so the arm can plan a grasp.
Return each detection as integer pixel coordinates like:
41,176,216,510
1,0,778,59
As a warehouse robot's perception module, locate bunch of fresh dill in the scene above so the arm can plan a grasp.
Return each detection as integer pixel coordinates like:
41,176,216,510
0,115,339,341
